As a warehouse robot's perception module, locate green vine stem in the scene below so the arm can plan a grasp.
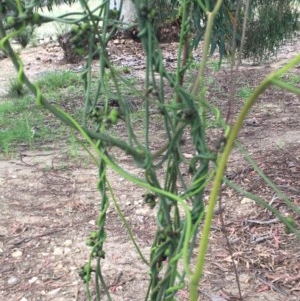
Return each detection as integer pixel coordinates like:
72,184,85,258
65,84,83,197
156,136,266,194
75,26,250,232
224,178,300,239
191,0,224,96
0,10,195,292
106,180,149,265
189,52,300,300
236,141,300,218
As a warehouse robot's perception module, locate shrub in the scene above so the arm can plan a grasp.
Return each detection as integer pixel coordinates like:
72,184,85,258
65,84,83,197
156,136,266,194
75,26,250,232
14,25,35,48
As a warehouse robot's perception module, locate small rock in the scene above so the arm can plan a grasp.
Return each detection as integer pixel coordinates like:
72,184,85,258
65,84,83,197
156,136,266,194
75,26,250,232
19,297,28,301
241,197,255,204
134,199,143,206
183,153,193,159
120,195,127,201
63,239,72,247
53,247,63,256
11,250,23,258
239,273,252,284
64,247,71,254
136,216,144,223
135,208,150,216
28,276,38,284
288,161,296,167
53,47,61,52
46,288,61,296
7,276,19,285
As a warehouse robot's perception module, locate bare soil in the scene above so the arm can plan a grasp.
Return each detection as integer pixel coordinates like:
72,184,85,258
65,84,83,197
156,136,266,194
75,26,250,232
0,36,300,301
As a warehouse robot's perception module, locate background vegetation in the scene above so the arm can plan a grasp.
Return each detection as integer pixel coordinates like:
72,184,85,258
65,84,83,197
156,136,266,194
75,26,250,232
2,0,299,61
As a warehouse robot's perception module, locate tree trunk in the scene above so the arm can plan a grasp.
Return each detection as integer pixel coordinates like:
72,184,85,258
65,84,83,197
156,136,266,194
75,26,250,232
109,0,137,25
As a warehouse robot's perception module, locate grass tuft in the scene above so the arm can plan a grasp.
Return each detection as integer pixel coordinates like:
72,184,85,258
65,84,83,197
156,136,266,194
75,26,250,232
237,86,253,100
7,79,26,98
36,70,82,92
14,25,36,48
0,71,83,155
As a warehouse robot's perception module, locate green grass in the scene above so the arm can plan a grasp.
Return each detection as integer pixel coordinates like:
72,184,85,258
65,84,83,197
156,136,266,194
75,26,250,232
0,96,44,154
36,70,83,92
237,86,253,100
0,70,84,156
281,73,300,86
7,79,26,97
207,60,221,72
37,71,84,118
0,63,142,157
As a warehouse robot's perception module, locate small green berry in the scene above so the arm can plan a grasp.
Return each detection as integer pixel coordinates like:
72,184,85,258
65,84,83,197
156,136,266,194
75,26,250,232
86,238,94,246
109,108,119,124
6,16,16,26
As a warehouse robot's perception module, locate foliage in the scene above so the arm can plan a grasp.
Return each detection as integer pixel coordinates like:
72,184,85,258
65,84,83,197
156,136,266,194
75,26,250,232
3,0,299,61
1,1,300,301
0,0,77,13
108,0,300,62
149,0,178,32
206,0,299,61
106,0,298,62
244,0,300,61
191,0,300,61
38,0,77,10
13,24,35,47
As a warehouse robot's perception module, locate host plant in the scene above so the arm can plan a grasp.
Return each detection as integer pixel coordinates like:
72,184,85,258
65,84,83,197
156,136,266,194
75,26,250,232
1,1,299,301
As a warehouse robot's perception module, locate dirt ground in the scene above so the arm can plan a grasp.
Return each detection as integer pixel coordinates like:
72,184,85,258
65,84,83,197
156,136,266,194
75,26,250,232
0,34,300,301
